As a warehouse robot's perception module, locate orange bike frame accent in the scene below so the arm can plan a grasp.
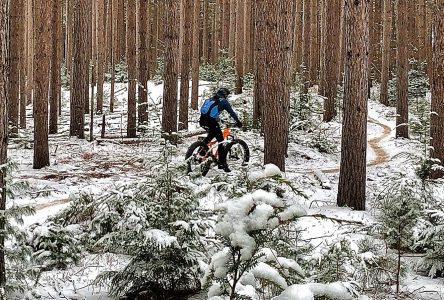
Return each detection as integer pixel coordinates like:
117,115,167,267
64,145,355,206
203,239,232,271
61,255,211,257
206,128,231,158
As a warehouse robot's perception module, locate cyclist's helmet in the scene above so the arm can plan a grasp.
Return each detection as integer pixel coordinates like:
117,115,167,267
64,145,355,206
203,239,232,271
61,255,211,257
216,87,231,99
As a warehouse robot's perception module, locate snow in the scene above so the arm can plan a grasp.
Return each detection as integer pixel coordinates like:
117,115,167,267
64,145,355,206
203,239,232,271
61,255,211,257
251,262,288,289
7,79,444,300
275,282,353,300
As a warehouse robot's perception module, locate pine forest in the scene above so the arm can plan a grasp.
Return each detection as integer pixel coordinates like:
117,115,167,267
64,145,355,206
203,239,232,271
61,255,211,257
1,0,444,299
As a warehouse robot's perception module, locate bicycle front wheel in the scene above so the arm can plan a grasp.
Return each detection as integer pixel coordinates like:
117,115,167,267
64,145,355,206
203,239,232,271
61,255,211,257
225,139,250,170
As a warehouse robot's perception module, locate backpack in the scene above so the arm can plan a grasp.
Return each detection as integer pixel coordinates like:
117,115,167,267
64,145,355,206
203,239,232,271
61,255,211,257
200,97,220,119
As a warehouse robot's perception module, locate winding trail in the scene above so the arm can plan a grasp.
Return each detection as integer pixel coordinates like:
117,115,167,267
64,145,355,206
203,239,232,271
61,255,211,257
34,118,392,211
290,117,392,174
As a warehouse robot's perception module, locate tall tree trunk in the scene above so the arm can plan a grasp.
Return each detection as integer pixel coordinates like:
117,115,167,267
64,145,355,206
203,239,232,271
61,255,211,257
26,0,33,107
396,0,409,139
243,0,252,75
293,0,303,74
49,0,61,134
138,0,149,126
302,0,311,93
308,0,318,84
70,0,88,139
202,0,209,62
262,0,294,172
380,0,391,106
9,0,21,136
337,0,369,211
430,0,444,179
417,0,427,63
19,0,26,129
191,0,200,110
96,0,105,113
127,0,137,138
179,0,193,130
228,0,236,58
162,0,180,134
234,0,244,94
0,0,9,291
322,0,341,122
117,0,126,61
33,0,52,169
253,0,266,128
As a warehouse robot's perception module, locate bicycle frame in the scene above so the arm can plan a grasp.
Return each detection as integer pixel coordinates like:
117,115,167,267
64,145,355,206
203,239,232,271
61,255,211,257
205,128,231,159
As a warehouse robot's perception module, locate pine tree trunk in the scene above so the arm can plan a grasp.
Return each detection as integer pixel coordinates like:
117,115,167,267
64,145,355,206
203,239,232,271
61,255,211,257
33,0,52,169
70,0,88,139
117,0,126,61
138,0,149,126
0,0,9,290
380,0,391,106
222,0,230,50
243,0,252,75
19,2,26,129
179,0,192,130
302,0,311,93
293,0,303,73
202,0,209,62
396,0,409,139
162,0,180,134
26,0,33,107
262,0,294,172
337,0,369,211
374,0,382,82
228,0,236,58
49,0,61,134
96,0,105,113
234,0,244,94
127,0,137,138
430,0,444,179
253,0,266,128
309,0,318,84
417,0,426,63
322,0,341,122
9,0,21,136
191,0,200,110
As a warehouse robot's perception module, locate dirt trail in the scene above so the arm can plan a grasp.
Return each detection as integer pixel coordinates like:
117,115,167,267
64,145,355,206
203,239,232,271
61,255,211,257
303,117,392,174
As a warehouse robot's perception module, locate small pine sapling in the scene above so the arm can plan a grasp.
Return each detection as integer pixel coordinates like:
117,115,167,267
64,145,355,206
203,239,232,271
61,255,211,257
376,185,421,293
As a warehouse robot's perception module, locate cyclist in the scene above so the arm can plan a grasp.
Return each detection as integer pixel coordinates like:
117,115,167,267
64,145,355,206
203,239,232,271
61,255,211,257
199,87,242,172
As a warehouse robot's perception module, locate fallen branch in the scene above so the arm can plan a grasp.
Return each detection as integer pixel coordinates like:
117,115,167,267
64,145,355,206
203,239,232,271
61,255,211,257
300,213,365,225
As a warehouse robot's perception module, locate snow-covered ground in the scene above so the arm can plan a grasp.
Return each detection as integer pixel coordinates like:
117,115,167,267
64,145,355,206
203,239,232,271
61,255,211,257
8,80,444,299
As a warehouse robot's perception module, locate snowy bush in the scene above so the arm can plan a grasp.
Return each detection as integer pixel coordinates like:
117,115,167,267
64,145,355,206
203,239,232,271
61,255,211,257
204,166,309,299
414,187,444,277
55,145,210,299
30,222,82,271
0,162,37,296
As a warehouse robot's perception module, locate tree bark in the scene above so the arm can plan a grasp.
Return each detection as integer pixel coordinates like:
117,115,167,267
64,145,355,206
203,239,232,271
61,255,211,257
262,0,294,172
430,0,444,179
322,0,341,122
70,0,88,140
253,0,266,128
162,0,180,134
9,0,21,136
138,0,149,126
127,0,137,138
96,0,105,113
33,0,52,169
191,0,200,110
396,0,409,139
380,0,391,106
302,0,311,93
234,0,244,94
49,0,61,134
179,0,193,130
337,0,369,211
0,0,9,290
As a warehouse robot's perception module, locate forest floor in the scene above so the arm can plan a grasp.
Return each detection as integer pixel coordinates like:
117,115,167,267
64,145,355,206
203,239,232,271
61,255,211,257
8,81,444,300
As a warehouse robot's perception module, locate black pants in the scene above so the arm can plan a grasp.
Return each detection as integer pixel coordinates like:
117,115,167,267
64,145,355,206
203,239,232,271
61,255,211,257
200,115,226,165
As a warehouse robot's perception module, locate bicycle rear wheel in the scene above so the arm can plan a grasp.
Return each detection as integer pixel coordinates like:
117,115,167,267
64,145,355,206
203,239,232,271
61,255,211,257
225,139,250,170
185,141,212,176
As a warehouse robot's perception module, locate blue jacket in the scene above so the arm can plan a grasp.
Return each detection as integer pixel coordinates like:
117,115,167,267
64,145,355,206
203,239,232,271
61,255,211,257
201,97,240,123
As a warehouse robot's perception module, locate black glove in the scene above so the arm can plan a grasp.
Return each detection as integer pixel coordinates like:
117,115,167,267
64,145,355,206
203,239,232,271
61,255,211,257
235,121,243,128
